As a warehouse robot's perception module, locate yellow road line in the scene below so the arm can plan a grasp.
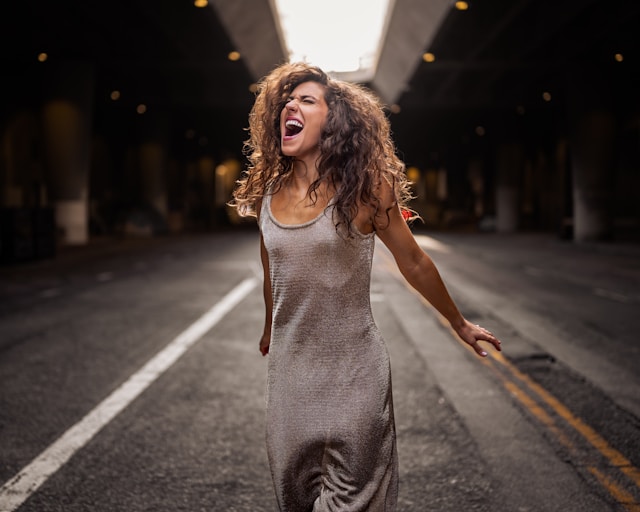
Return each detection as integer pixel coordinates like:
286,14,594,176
587,466,640,512
491,350,640,489
377,251,640,507
486,355,639,509
499,378,575,449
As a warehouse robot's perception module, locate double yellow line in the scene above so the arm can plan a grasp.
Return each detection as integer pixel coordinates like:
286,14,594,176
381,252,640,510
480,349,640,511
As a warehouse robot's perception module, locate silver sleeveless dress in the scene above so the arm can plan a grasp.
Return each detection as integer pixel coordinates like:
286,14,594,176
260,195,398,511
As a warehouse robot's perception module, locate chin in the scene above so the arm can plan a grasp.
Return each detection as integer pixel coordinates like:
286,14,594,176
280,143,297,157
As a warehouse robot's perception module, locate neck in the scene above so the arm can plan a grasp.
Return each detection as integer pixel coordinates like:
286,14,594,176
290,158,319,189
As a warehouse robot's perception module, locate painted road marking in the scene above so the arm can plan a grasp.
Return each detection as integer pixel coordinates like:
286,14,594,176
0,276,259,512
489,351,640,501
593,287,630,303
378,249,640,510
96,271,114,282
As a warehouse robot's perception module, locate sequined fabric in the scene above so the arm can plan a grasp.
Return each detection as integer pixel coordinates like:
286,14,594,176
260,195,398,511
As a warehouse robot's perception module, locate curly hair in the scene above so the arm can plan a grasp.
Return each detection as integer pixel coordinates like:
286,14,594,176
231,62,413,236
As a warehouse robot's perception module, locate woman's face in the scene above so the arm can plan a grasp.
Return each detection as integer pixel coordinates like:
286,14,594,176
280,81,328,161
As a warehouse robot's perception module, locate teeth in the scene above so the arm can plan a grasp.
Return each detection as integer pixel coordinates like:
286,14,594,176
285,119,303,129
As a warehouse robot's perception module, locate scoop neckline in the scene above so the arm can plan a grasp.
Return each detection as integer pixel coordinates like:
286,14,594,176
266,194,331,229
265,194,374,239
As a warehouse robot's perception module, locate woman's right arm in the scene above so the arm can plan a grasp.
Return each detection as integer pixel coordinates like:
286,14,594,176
259,232,273,356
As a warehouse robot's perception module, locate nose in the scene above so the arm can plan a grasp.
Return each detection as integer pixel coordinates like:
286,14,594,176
285,98,298,111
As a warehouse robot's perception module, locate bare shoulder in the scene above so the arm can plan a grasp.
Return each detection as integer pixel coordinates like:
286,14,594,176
371,177,401,230
352,177,397,234
376,176,398,209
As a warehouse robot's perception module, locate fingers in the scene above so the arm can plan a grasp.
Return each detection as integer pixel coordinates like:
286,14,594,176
259,333,271,356
470,341,488,357
471,324,502,357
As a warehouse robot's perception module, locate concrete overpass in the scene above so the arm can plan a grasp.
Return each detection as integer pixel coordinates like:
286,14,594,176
0,0,638,260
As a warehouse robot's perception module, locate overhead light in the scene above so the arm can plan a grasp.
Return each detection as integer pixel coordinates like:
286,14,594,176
37,52,48,62
423,52,436,63
110,90,121,101
475,126,486,136
614,53,624,62
194,0,208,7
136,104,147,114
228,51,241,61
455,1,469,10
389,104,401,114
542,91,552,102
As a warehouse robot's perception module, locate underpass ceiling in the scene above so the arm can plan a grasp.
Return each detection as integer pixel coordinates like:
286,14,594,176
400,0,639,110
1,0,638,165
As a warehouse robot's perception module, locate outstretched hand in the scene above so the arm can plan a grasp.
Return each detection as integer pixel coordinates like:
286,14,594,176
455,319,502,357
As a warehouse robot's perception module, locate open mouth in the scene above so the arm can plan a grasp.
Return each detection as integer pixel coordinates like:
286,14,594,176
284,119,303,137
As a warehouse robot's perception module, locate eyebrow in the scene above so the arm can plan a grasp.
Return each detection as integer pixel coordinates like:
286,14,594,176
288,94,318,101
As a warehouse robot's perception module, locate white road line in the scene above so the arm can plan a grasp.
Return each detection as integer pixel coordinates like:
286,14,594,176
96,271,114,282
593,287,630,303
0,276,259,512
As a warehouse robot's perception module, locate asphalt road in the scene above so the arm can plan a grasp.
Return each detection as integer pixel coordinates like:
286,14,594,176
0,228,638,511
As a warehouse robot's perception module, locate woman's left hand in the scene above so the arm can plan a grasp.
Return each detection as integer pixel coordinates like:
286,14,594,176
455,319,502,357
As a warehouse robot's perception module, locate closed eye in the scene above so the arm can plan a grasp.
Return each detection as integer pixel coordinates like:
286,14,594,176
286,95,317,104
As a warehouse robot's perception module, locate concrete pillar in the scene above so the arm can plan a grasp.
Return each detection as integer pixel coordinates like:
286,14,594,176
197,155,216,228
139,142,167,216
495,143,524,233
42,62,94,245
570,111,615,241
1,111,41,207
467,159,484,218
137,111,169,218
566,67,615,241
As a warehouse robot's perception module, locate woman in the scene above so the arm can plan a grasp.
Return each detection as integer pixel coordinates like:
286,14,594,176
232,62,501,511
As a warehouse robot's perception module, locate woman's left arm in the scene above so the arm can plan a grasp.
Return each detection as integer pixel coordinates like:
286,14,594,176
373,185,502,357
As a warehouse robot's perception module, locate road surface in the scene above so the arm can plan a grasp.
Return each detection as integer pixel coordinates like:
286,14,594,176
0,228,638,511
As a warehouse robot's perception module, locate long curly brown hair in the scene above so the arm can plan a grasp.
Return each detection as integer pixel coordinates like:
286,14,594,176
231,62,413,236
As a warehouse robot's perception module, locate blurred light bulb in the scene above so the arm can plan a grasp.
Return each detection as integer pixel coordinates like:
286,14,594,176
423,52,436,63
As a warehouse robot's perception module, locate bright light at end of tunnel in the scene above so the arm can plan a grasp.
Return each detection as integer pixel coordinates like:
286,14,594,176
274,0,391,78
